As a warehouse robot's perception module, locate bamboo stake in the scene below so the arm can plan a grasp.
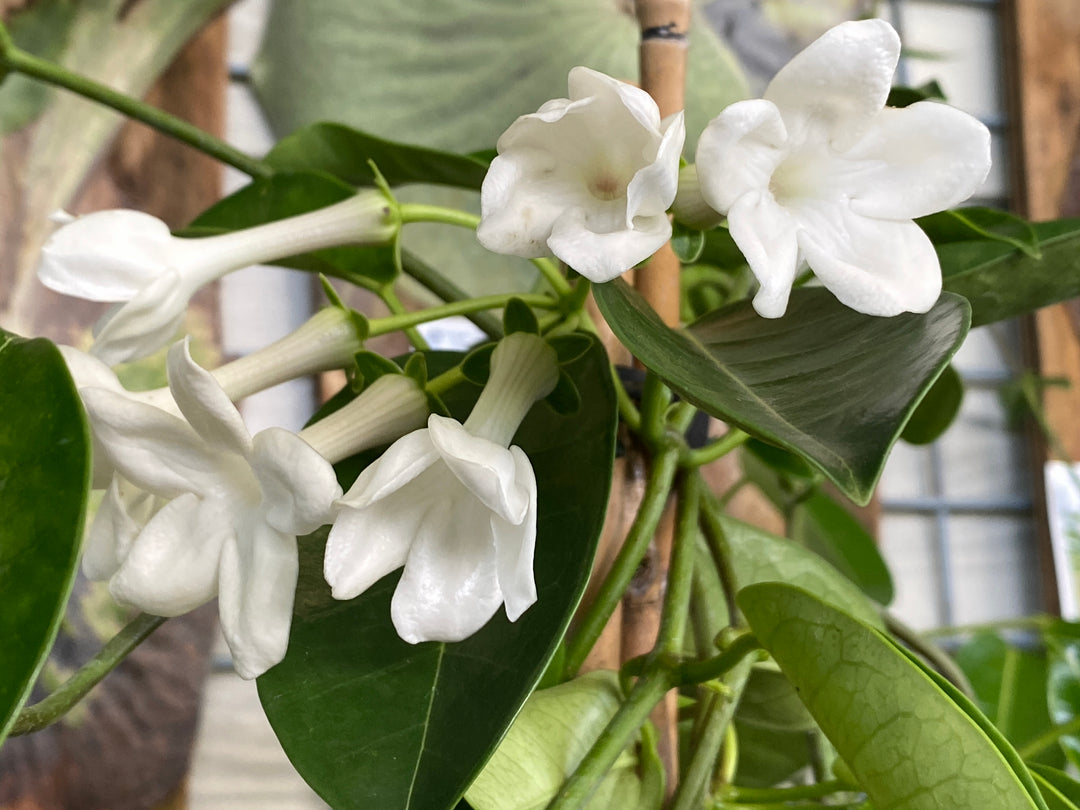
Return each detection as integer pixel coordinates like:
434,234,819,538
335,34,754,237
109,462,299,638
624,0,692,793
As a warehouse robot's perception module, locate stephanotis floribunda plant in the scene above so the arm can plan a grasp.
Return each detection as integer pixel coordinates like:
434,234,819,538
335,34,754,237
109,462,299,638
4,9,1077,810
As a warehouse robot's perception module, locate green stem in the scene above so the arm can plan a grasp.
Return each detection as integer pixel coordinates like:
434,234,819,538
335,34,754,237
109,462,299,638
2,45,270,179
678,632,762,686
400,249,503,339
718,779,849,804
379,286,430,350
10,613,166,736
1018,713,1080,760
562,446,681,678
682,429,751,468
546,663,675,810
368,293,556,338
614,371,642,434
670,658,754,810
639,371,673,449
658,470,703,656
427,365,466,397
532,257,574,298
398,203,481,230
885,612,976,700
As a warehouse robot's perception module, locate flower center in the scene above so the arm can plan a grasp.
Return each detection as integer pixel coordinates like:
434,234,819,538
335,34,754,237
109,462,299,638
587,171,624,201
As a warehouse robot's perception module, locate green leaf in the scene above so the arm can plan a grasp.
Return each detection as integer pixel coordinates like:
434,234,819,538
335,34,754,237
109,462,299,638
252,1,746,154
954,632,1062,767
0,1,79,133
594,280,970,504
704,508,882,628
671,222,706,264
465,671,656,810
791,490,894,605
739,583,1047,810
901,363,964,445
1047,630,1080,770
941,219,1080,326
503,298,540,336
919,207,1040,258
1031,765,1080,810
258,339,617,810
188,171,398,286
886,79,946,108
0,331,90,744
264,122,491,190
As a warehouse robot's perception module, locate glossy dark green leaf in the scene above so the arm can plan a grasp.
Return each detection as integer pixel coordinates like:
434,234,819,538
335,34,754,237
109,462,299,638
791,491,894,605
954,632,1062,768
188,171,397,286
740,583,1046,810
886,80,946,108
902,363,964,445
0,331,90,744
919,207,1040,258
594,280,970,504
1031,764,1080,810
264,122,491,190
941,219,1080,327
258,339,616,810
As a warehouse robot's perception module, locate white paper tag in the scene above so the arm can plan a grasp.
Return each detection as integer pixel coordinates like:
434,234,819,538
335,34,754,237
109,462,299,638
1046,460,1080,619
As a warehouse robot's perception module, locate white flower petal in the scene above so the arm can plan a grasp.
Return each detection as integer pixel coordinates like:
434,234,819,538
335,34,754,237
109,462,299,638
337,428,439,509
548,208,672,282
477,150,594,258
568,66,661,132
167,340,252,459
390,494,503,644
844,102,992,220
427,415,531,523
37,210,175,302
795,203,943,315
696,100,788,213
726,192,802,318
252,427,341,535
323,481,430,600
626,111,686,223
108,493,226,615
80,387,226,499
83,476,158,580
90,270,191,366
59,345,124,392
765,19,900,150
493,447,538,622
217,517,298,679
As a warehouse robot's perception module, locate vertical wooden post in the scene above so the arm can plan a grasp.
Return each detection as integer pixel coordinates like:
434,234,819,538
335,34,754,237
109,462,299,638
1001,0,1080,614
625,0,692,792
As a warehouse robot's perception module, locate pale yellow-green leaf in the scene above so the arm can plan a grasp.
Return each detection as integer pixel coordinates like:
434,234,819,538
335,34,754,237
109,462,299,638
739,583,1047,810
706,510,882,628
465,671,658,810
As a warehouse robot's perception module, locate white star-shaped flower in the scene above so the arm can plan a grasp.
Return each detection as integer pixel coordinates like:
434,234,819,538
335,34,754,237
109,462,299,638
323,332,559,644
477,67,685,283
80,340,342,678
694,19,991,318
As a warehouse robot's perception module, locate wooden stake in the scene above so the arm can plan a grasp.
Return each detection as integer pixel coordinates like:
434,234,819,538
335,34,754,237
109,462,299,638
626,0,692,793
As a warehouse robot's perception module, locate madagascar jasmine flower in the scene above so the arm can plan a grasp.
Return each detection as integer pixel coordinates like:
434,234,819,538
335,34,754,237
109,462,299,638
477,67,685,283
39,192,396,365
81,340,343,678
691,19,991,318
324,332,559,644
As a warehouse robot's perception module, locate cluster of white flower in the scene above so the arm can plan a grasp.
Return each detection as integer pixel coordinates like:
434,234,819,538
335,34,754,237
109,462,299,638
38,19,991,678
477,19,991,319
